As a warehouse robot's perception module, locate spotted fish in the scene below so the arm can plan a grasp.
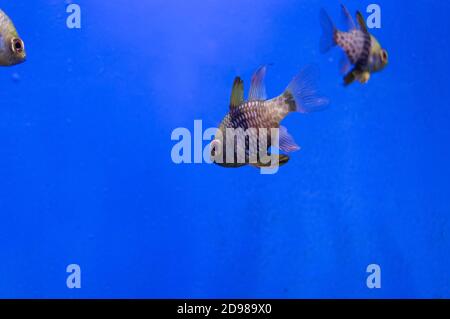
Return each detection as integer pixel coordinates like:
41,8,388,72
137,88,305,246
0,9,26,66
210,66,329,169
320,5,388,86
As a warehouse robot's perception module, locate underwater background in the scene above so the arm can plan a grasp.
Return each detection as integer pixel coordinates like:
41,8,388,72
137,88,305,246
0,0,449,298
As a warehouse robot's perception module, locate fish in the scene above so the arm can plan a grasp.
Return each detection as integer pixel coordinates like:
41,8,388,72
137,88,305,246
210,65,329,169
0,9,26,66
320,5,388,86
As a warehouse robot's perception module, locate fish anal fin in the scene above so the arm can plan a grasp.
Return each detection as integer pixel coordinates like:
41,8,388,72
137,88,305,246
339,53,352,75
279,126,300,153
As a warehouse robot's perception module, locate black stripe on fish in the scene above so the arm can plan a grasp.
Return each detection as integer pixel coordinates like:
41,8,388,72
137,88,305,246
354,31,372,69
282,91,297,113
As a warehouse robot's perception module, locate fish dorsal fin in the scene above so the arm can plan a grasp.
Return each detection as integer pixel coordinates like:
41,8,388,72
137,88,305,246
248,65,268,101
356,11,368,33
341,4,356,30
230,76,244,110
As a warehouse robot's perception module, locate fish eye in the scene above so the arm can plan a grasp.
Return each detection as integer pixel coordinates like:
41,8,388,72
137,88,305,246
381,50,388,62
210,139,222,158
11,38,24,54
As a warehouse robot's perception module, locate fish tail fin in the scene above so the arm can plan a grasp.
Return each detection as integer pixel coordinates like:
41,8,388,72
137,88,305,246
283,65,330,114
320,8,337,53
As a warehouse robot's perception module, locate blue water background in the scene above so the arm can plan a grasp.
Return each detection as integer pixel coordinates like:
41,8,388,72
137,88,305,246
0,0,449,298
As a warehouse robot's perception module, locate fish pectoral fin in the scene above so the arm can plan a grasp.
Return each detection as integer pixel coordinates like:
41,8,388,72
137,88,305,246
229,77,244,110
250,154,290,168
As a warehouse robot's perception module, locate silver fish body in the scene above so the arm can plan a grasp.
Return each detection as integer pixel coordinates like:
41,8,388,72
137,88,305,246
214,98,289,167
211,66,328,168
